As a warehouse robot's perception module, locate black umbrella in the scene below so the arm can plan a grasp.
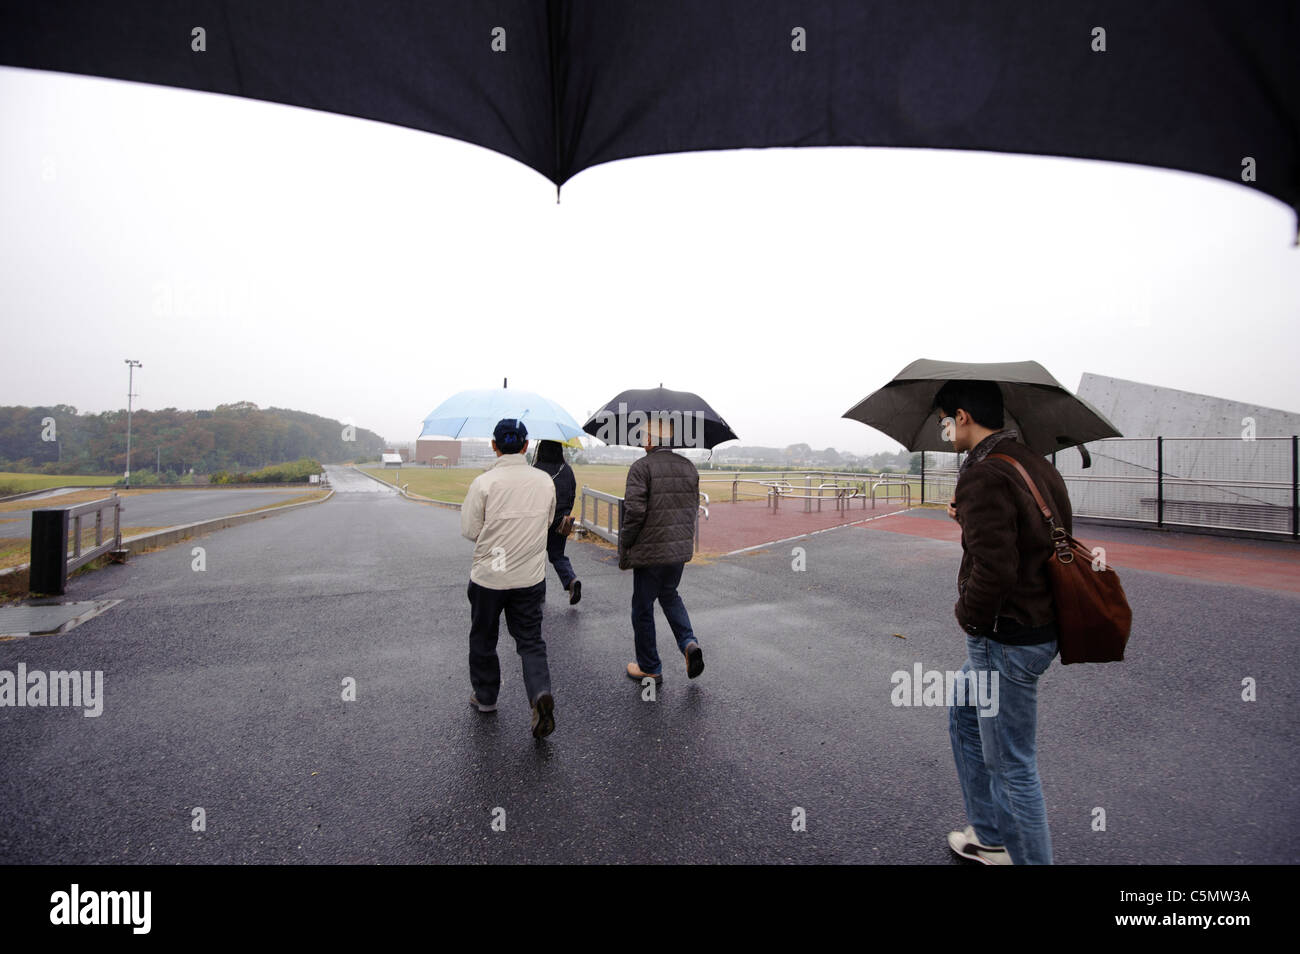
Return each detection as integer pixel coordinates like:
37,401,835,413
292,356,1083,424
2,3,1294,232
843,358,1121,465
583,386,737,450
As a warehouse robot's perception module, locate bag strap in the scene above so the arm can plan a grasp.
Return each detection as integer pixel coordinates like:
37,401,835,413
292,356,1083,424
988,452,1075,564
987,452,1054,526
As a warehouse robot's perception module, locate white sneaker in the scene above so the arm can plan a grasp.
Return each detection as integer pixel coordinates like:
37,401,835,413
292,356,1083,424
947,825,1012,865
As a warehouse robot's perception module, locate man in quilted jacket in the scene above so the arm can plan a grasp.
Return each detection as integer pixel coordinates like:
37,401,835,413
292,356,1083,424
935,379,1071,866
619,413,704,685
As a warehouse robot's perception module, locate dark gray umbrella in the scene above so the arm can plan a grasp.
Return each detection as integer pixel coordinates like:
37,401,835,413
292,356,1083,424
583,385,737,450
843,359,1121,463
2,4,1294,233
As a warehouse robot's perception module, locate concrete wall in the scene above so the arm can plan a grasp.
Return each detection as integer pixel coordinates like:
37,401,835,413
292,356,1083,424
1076,373,1300,440
1062,374,1298,531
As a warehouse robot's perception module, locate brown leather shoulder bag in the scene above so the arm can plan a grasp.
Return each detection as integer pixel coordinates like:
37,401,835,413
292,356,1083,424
987,453,1133,664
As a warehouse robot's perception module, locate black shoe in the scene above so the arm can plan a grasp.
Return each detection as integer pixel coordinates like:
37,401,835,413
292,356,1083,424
531,692,555,739
684,642,704,679
568,580,582,605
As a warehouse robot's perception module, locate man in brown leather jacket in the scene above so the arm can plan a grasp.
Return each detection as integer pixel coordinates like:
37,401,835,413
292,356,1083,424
619,414,704,685
936,380,1068,866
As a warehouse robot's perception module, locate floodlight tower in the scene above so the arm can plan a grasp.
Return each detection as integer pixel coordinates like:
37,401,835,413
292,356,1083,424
124,359,142,488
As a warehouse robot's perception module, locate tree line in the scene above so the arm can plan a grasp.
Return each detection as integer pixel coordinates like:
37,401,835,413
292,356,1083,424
0,402,384,477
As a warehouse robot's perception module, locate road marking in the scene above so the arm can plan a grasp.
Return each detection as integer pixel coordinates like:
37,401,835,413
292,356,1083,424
719,507,915,557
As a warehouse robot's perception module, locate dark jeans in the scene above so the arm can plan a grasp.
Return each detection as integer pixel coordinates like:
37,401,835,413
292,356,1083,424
546,528,576,589
631,563,695,676
467,579,550,706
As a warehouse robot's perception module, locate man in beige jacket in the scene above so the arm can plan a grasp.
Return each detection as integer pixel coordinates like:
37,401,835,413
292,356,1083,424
460,419,557,738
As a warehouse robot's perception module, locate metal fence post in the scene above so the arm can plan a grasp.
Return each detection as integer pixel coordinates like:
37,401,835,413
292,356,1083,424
1292,435,1298,539
1156,436,1164,528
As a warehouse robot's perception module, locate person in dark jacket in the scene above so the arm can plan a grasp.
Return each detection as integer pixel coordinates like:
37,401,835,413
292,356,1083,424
619,414,703,684
533,439,581,604
935,379,1071,867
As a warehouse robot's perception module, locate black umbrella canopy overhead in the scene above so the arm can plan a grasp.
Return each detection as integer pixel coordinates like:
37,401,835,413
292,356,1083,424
843,358,1122,458
583,386,738,450
1,2,1296,234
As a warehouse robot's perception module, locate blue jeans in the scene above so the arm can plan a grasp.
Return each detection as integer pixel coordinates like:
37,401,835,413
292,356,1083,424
949,634,1057,865
631,563,695,675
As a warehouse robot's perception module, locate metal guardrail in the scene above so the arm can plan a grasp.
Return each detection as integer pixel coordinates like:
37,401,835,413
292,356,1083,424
696,492,708,549
578,485,706,550
579,486,623,545
870,476,912,509
760,478,872,513
29,494,124,595
921,435,1300,538
699,476,790,503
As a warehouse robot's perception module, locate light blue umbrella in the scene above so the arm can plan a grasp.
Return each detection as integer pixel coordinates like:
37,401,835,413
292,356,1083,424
419,385,590,443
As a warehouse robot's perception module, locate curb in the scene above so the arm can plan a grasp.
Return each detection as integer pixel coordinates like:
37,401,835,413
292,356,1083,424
349,466,462,510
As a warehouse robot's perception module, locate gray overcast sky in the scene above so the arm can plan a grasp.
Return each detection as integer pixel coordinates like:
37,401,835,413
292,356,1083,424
2,66,1297,455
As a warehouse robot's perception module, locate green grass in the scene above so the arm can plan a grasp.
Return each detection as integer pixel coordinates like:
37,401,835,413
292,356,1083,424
360,464,925,509
361,464,633,514
0,472,117,495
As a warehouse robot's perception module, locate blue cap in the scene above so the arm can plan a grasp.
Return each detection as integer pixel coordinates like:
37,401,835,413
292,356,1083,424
493,418,528,446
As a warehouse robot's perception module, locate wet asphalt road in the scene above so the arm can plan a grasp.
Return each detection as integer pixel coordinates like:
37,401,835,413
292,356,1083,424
0,468,1295,864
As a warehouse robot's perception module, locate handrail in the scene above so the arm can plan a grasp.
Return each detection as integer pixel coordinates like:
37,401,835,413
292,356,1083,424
870,477,912,509
30,493,124,595
699,476,791,503
579,485,623,545
577,484,704,552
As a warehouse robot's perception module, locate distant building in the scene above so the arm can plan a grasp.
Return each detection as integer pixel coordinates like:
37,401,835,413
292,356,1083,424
381,453,403,468
415,438,462,466
457,439,496,465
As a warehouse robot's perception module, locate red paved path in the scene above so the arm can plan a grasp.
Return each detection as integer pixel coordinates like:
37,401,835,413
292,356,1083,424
857,512,1300,594
695,501,1300,594
697,498,909,555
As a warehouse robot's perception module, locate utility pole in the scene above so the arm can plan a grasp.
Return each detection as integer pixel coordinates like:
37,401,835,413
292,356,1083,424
124,359,141,488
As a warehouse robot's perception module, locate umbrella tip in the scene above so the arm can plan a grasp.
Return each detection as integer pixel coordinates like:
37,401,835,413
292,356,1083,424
503,378,507,388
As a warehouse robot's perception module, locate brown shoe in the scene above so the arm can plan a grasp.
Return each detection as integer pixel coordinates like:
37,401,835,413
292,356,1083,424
626,662,663,684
